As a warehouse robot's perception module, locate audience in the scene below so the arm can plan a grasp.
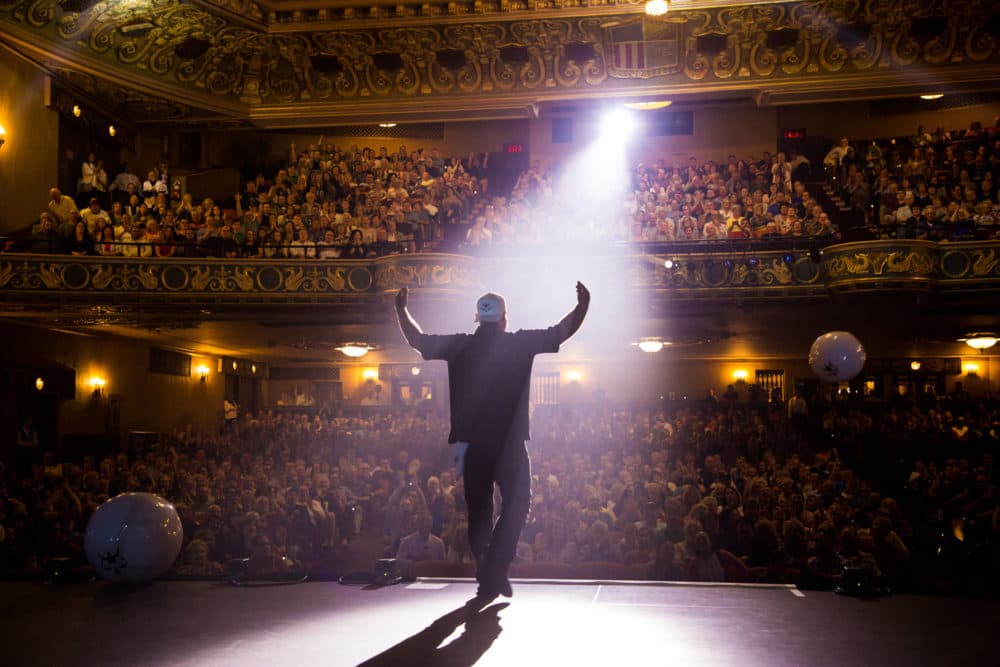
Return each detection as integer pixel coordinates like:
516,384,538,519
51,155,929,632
3,388,997,597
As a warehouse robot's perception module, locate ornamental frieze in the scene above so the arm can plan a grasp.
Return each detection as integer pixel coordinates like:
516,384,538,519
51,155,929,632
1,0,997,111
3,241,999,304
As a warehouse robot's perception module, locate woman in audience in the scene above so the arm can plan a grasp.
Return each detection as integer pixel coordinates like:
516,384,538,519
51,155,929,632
66,221,94,255
95,225,119,256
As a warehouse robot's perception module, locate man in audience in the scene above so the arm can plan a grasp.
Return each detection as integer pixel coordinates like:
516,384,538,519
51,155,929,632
47,187,78,226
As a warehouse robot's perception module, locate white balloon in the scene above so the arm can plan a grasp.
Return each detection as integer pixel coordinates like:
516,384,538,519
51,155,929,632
808,331,866,382
85,492,183,584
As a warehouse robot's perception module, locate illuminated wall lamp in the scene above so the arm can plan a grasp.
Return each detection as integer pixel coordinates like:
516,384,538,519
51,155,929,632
362,368,379,381
196,365,210,383
963,362,980,377
410,366,421,376
35,377,44,391
0,123,6,149
565,370,583,383
89,376,106,397
733,369,749,384
910,360,921,371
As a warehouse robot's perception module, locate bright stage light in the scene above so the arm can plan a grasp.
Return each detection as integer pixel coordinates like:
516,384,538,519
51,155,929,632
600,109,636,141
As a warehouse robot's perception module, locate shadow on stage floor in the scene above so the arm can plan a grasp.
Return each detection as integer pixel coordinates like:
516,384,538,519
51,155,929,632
1,578,998,666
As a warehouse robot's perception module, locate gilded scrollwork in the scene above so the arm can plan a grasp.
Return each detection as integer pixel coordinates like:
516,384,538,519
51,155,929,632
2,0,998,112
2,242,999,301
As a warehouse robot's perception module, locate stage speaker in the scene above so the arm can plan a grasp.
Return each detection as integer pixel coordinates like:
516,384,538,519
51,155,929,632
374,558,403,585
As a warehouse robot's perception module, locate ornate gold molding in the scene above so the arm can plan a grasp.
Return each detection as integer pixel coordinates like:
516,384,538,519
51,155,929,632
1,0,997,123
3,241,999,305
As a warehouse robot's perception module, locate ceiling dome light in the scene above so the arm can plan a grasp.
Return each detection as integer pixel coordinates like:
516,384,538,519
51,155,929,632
635,338,671,353
919,94,944,101
645,0,668,17
625,100,672,111
964,335,998,350
378,122,397,128
336,343,374,358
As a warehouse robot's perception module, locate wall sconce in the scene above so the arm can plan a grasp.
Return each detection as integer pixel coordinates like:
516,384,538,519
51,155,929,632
73,105,82,118
89,376,106,397
733,369,749,384
0,123,5,150
251,364,257,375
108,125,116,137
196,365,210,383
35,377,44,391
410,366,421,376
963,362,980,377
565,370,583,383
362,368,379,382
910,360,921,371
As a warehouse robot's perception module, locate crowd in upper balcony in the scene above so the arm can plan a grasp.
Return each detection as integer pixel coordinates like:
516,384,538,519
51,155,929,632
4,143,488,258
474,150,839,248
7,114,1000,258
826,117,1000,241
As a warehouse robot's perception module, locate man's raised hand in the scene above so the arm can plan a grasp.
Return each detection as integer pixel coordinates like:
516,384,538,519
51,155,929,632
395,287,409,311
576,281,591,307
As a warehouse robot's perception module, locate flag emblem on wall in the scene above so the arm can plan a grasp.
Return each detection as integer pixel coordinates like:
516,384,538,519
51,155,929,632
605,17,685,79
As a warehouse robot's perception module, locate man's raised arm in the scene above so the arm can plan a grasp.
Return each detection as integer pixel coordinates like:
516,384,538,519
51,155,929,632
556,281,590,344
395,287,424,349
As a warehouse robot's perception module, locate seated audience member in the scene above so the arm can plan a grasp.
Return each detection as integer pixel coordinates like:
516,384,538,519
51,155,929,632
80,198,112,237
395,513,445,563
95,225,120,256
65,221,94,255
47,188,79,227
28,212,63,254
342,228,371,259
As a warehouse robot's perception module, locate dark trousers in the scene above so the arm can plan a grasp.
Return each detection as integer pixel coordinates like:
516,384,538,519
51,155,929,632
462,437,531,586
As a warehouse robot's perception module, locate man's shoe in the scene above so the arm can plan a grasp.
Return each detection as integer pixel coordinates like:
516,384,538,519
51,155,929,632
474,583,499,601
496,576,513,598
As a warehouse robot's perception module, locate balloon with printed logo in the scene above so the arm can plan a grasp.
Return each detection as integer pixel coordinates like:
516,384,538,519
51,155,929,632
808,331,866,382
84,492,183,583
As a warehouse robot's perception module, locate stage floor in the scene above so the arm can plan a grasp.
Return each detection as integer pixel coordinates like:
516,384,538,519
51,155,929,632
1,578,996,666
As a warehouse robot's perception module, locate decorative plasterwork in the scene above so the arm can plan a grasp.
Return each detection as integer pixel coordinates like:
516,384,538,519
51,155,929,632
2,241,999,306
0,0,998,123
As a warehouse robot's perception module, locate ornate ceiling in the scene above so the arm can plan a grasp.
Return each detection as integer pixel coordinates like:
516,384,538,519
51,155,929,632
1,0,999,127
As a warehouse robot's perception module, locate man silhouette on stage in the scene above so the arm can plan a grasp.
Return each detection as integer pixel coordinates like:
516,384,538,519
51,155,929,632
396,282,590,599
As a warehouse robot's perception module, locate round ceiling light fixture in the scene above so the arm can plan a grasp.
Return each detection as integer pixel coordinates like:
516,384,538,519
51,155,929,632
335,343,374,358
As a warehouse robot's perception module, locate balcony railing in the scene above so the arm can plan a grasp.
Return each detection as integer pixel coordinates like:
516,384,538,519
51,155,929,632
1,240,998,305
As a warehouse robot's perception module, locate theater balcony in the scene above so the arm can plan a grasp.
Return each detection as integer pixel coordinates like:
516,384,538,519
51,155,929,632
1,240,999,307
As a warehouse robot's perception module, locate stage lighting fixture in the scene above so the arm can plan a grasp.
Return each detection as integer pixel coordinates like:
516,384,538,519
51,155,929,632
664,259,675,270
783,253,794,264
599,109,635,140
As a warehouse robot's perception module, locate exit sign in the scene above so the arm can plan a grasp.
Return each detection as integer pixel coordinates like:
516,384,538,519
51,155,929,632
504,143,524,153
782,128,806,140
